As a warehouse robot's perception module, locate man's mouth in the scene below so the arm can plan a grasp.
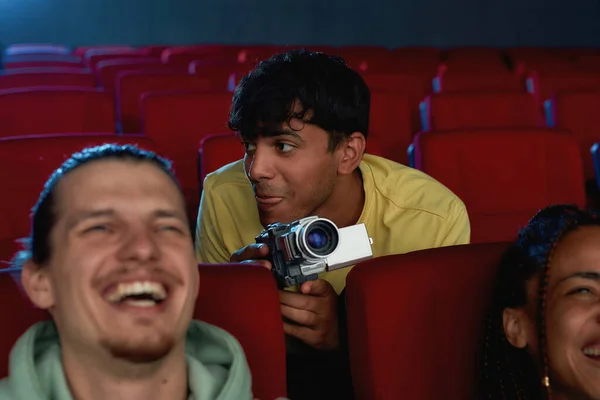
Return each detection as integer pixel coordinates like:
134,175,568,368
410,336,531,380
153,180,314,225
104,281,168,308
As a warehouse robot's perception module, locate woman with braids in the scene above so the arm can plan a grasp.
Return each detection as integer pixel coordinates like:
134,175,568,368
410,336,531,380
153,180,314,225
480,204,600,399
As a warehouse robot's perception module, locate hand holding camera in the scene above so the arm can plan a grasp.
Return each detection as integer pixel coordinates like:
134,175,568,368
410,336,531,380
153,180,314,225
255,216,373,289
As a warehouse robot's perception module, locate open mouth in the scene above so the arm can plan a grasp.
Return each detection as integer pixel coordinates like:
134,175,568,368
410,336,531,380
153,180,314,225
582,345,600,360
104,281,168,308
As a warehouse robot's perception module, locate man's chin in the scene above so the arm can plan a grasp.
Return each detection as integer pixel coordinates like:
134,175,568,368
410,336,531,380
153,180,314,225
100,335,175,364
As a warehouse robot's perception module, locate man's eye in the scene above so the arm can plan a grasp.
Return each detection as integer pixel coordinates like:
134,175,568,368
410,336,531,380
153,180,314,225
276,143,295,152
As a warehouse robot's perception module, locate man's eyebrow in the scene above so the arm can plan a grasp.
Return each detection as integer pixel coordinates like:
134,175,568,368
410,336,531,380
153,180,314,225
152,209,187,222
556,271,600,285
67,209,116,230
67,209,187,229
273,128,306,142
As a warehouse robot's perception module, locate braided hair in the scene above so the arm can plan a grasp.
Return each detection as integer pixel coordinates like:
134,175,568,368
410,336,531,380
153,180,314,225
479,204,600,399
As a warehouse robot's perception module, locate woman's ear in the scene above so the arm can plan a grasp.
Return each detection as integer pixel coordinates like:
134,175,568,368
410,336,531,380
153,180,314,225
337,132,366,175
21,260,55,310
503,307,530,348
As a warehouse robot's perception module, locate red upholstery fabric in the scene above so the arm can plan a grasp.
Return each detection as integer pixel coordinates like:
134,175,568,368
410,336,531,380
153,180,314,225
96,58,167,92
412,128,586,243
362,73,433,132
0,68,95,90
141,90,233,220
1,264,288,399
116,71,223,133
84,49,155,71
433,71,524,92
527,71,600,106
0,134,156,242
195,264,287,400
346,242,510,400
545,90,600,180
369,90,412,164
198,133,245,185
0,87,116,136
421,92,540,131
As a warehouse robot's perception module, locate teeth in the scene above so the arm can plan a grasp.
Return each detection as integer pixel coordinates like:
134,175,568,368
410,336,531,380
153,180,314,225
583,347,600,356
105,281,167,304
123,299,156,308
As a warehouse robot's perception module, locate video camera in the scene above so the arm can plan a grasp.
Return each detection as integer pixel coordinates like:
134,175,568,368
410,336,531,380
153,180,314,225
255,216,373,288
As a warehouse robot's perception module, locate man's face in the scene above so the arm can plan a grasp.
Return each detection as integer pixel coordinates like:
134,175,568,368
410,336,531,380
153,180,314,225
243,117,342,226
28,159,199,363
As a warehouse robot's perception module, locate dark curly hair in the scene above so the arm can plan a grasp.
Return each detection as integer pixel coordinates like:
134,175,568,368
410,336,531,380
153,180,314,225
480,204,600,399
228,49,370,152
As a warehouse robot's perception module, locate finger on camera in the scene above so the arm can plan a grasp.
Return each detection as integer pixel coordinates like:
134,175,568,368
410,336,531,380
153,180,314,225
230,243,269,262
238,259,272,271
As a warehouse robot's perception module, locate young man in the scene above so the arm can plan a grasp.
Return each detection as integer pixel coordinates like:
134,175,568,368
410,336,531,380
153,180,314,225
195,49,471,399
0,144,268,400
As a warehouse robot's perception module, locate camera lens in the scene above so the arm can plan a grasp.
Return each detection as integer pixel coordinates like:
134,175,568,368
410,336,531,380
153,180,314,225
301,220,339,257
307,228,329,249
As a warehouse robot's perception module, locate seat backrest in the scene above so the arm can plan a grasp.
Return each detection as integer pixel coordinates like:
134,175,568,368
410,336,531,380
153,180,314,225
369,90,412,164
346,242,510,400
5,44,71,56
0,268,50,378
96,58,167,92
84,49,155,71
0,134,156,242
0,68,95,90
0,87,116,136
412,128,586,243
545,90,600,180
195,264,287,400
116,71,222,133
421,91,540,131
198,133,245,185
527,71,600,106
141,90,232,220
433,71,523,93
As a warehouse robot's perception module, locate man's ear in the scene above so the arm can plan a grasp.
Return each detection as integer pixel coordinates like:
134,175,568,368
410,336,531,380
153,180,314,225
21,260,55,310
502,307,529,348
337,132,366,175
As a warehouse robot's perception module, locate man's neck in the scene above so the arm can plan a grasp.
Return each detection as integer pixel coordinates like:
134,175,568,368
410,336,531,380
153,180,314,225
316,168,365,228
62,346,188,400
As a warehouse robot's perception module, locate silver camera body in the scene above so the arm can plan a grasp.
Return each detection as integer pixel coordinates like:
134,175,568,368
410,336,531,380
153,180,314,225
255,216,373,288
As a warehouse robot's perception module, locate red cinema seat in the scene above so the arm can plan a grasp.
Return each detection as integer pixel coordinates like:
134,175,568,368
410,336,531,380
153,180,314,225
0,68,95,90
116,71,223,133
369,90,412,164
96,58,170,92
346,242,510,400
0,134,156,242
141,90,232,220
198,133,245,185
420,92,540,131
0,87,116,136
432,71,524,93
412,128,586,243
195,264,287,400
527,71,600,106
4,54,82,70
545,90,600,180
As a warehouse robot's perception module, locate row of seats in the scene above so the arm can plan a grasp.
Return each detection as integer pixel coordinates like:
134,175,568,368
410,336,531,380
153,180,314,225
2,83,599,181
4,44,599,73
0,133,243,247
0,127,591,251
0,241,523,399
